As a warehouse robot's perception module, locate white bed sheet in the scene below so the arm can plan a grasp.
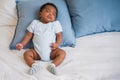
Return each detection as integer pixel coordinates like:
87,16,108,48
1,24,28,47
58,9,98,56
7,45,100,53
0,25,120,80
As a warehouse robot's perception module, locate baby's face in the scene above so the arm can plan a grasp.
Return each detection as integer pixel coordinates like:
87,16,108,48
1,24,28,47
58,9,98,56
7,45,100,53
39,5,57,23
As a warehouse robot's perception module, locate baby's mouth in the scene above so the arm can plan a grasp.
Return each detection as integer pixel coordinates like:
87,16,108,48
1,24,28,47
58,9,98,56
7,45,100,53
47,16,52,20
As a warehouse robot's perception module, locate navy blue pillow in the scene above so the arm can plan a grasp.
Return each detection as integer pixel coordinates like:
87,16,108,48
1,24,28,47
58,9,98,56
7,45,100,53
10,0,76,49
66,0,120,38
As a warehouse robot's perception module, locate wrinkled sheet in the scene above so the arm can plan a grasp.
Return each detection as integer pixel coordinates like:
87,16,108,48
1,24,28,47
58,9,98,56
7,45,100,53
0,26,120,80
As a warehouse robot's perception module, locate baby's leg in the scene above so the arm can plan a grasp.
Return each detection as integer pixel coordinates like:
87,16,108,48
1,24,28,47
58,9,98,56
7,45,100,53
23,49,40,66
47,48,66,74
50,48,66,66
23,49,41,75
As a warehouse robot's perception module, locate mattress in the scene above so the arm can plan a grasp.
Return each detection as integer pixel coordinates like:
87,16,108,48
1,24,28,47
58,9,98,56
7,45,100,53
0,25,120,80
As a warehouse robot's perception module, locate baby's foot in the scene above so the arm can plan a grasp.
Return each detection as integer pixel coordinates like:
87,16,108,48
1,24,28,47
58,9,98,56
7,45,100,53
47,63,57,75
29,63,41,75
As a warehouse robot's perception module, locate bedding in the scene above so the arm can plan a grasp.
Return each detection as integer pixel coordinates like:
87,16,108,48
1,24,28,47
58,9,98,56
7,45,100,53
1,0,120,80
66,0,120,38
0,0,17,26
0,26,120,80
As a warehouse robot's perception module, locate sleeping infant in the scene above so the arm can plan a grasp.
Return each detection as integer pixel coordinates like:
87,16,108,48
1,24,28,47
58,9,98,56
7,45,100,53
16,3,66,75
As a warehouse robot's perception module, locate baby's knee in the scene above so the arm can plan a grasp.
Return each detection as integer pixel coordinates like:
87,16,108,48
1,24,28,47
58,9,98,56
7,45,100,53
59,49,66,58
23,50,33,58
62,50,66,57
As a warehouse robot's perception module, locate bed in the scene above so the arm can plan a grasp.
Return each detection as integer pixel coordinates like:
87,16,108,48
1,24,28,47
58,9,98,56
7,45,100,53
0,0,120,80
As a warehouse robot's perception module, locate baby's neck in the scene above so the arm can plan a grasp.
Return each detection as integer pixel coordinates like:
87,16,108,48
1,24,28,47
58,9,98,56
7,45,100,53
39,19,49,24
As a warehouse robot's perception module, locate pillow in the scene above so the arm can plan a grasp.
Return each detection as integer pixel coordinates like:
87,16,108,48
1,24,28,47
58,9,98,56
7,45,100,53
0,0,17,26
10,0,76,49
66,0,120,38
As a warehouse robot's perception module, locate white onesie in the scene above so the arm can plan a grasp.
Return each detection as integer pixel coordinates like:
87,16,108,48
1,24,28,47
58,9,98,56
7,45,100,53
27,20,63,61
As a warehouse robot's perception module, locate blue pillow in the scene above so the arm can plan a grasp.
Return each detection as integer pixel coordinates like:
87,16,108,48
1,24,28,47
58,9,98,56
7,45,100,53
66,0,120,38
10,0,76,49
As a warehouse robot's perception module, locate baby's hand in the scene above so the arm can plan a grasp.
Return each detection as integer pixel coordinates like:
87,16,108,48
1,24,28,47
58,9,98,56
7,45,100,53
50,43,58,50
16,43,23,51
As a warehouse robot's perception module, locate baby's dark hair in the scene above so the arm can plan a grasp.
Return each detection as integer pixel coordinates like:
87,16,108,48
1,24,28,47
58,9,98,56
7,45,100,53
39,3,58,16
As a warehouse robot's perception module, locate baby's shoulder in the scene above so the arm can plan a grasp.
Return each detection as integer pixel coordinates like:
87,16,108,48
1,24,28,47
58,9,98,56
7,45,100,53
32,19,40,24
53,20,61,25
54,20,60,23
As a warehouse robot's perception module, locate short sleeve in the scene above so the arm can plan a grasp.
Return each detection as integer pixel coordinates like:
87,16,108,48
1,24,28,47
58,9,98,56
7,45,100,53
27,20,36,33
54,21,63,33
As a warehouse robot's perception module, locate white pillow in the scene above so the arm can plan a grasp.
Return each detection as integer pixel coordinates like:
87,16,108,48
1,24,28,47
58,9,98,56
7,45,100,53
0,0,18,26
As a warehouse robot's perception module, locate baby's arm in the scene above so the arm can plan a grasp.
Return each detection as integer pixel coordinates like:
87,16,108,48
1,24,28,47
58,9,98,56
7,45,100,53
16,31,33,50
51,32,62,50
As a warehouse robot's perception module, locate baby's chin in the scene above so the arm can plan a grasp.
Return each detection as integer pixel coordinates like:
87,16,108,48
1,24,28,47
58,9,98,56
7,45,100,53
46,18,53,22
41,20,50,23
46,17,55,22
42,18,54,23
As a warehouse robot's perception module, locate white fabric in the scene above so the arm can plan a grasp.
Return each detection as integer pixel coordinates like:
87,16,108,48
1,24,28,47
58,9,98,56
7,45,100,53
0,0,17,26
0,25,120,80
27,20,63,61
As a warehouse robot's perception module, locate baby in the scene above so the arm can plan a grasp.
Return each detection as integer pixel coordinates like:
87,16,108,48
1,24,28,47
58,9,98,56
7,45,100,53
16,3,66,75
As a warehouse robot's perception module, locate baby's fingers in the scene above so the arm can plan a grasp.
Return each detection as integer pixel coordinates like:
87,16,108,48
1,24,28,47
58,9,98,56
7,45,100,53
16,43,23,51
